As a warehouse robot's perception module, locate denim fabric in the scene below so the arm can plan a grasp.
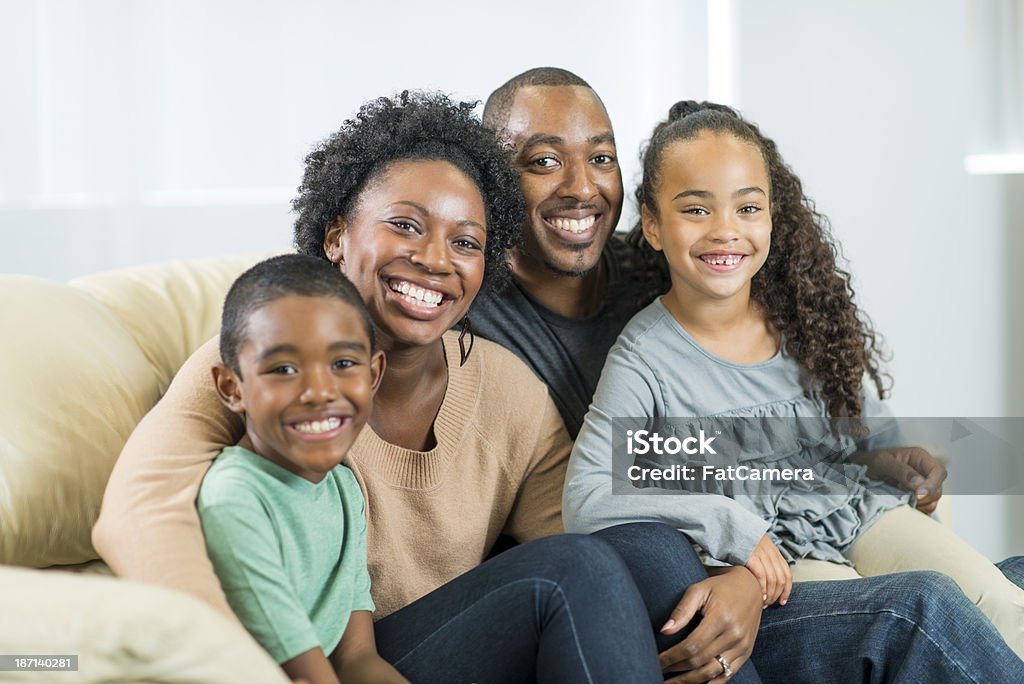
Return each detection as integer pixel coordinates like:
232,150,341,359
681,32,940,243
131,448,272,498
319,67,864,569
373,533,663,683
998,556,1024,589
594,523,1024,684
756,570,1024,683
594,522,763,682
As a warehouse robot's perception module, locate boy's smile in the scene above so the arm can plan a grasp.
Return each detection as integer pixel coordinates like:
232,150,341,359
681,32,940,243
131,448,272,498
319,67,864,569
216,295,384,483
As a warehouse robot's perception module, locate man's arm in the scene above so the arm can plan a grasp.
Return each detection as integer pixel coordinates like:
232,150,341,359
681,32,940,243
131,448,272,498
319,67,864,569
92,336,245,618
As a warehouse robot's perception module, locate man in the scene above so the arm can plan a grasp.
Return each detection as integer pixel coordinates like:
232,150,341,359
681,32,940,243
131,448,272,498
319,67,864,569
473,67,665,439
473,67,1024,683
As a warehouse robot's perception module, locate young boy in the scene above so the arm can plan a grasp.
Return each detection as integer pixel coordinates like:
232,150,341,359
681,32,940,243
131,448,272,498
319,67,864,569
198,254,404,684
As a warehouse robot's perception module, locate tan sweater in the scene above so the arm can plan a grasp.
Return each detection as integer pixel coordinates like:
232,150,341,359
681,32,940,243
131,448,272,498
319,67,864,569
93,331,569,620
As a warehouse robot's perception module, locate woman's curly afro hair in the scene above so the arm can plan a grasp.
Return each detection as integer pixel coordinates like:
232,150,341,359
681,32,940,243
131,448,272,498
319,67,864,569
628,100,890,419
293,90,524,287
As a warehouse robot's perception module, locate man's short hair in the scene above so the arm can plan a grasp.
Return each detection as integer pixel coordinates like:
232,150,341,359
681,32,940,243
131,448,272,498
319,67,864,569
482,67,593,132
219,254,375,375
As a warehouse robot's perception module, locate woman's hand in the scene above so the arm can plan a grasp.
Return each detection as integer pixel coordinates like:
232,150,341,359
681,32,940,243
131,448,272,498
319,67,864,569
744,534,792,607
853,447,946,515
658,566,764,683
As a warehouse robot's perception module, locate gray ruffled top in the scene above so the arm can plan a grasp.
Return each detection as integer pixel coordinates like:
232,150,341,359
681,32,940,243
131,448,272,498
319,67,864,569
563,298,910,566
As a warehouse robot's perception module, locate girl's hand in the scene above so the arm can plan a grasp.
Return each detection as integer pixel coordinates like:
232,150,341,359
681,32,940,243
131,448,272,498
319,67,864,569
658,567,763,683
854,447,946,515
744,534,792,607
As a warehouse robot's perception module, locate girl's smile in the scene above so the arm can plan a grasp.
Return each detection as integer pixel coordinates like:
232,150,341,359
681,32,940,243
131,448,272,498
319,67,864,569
698,251,749,272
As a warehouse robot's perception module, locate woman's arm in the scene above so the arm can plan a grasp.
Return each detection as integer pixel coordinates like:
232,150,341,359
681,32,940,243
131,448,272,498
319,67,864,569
562,343,770,567
92,337,245,618
502,395,571,542
657,565,763,681
330,612,408,684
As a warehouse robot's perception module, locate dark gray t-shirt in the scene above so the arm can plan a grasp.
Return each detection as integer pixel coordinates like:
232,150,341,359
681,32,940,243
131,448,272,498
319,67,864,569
470,236,667,438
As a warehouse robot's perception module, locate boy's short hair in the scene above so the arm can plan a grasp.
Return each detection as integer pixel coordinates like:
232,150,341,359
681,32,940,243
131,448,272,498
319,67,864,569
219,254,375,375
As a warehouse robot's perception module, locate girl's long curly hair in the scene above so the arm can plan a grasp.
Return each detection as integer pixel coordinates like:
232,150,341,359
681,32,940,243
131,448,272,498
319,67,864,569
627,100,890,418
293,90,524,288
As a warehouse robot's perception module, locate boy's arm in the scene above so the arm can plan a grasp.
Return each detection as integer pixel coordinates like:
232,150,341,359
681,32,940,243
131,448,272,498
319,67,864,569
92,336,245,618
330,611,408,684
283,648,340,684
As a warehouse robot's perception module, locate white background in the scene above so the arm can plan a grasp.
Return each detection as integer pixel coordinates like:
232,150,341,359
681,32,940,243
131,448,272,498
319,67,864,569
2,0,1022,558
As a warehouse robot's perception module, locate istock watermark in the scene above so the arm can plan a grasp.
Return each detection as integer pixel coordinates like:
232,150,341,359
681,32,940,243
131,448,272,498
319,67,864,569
609,416,1024,497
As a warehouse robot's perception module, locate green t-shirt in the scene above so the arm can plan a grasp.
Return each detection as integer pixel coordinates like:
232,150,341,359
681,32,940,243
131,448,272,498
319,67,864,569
198,446,374,663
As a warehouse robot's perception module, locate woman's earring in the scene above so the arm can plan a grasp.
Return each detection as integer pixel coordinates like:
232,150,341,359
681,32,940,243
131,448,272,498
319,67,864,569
458,316,474,367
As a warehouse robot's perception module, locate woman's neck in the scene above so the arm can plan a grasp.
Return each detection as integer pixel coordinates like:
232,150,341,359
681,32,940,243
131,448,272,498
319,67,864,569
663,286,778,364
369,336,449,451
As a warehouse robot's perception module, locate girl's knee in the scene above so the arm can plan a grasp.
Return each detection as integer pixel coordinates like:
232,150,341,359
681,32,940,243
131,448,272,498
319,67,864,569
975,576,1024,620
927,559,1024,610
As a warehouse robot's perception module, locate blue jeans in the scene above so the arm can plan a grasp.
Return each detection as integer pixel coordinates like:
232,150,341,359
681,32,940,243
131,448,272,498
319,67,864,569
595,523,1024,684
373,533,663,683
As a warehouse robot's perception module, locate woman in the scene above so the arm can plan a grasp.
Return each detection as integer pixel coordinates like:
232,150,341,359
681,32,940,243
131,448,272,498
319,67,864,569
92,91,665,682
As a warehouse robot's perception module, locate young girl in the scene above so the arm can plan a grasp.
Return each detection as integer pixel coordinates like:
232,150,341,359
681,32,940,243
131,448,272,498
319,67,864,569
563,99,1024,659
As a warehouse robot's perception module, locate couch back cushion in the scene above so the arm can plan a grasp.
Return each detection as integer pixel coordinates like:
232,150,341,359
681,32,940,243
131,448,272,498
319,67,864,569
0,254,269,566
0,276,160,565
71,254,269,394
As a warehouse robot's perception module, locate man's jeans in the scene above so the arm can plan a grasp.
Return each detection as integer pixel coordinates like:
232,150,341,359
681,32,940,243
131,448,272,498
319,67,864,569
596,522,1024,684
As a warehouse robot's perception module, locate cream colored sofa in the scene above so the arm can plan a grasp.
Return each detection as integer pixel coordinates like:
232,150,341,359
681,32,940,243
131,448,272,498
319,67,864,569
0,253,959,683
0,254,289,683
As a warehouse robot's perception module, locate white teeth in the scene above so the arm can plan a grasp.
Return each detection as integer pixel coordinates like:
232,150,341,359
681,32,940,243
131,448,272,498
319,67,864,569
702,255,742,266
293,417,342,434
388,279,444,308
549,216,596,233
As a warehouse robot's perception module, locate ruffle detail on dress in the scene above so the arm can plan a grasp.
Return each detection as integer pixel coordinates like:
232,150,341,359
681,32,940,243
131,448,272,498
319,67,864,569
652,394,911,563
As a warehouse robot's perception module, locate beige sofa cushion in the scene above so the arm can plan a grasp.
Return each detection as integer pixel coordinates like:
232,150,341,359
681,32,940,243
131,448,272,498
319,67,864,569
0,254,270,567
0,565,287,683
71,254,271,394
0,276,160,566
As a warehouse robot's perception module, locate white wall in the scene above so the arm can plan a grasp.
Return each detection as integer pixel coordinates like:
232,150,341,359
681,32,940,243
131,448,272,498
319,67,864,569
734,0,1023,559
0,0,707,280
2,0,1019,557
